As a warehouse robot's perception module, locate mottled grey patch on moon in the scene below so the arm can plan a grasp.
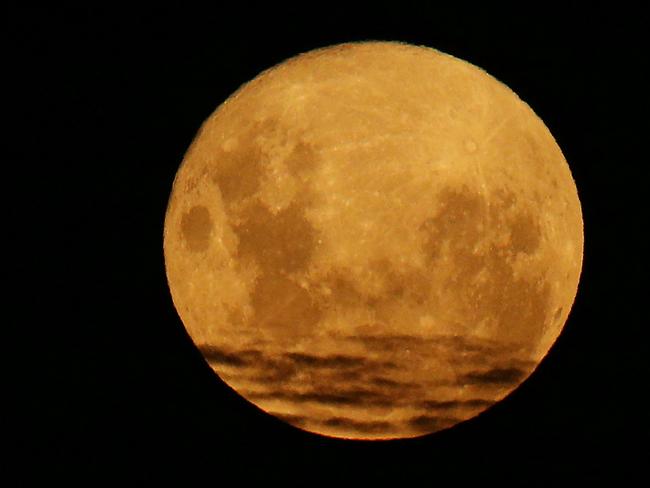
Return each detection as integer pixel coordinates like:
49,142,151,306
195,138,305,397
509,211,541,253
180,206,212,252
417,185,552,347
284,140,320,178
211,119,281,205
235,201,317,273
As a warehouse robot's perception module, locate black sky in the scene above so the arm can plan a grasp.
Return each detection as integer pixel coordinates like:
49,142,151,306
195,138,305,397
8,4,647,485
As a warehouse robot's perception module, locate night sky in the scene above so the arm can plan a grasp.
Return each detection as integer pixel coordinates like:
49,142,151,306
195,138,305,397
8,4,647,485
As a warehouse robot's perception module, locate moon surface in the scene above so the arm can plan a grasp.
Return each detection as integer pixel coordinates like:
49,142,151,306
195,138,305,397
163,41,583,439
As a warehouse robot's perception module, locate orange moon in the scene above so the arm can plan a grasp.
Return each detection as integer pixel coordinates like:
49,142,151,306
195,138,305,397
163,41,583,439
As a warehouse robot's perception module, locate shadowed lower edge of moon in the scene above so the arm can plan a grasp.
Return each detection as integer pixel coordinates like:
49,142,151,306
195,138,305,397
196,337,538,439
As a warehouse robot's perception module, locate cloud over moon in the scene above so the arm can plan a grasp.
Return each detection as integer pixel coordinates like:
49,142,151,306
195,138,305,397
196,333,536,436
285,352,367,368
461,367,527,385
406,415,459,432
247,388,395,407
419,399,494,410
320,417,394,435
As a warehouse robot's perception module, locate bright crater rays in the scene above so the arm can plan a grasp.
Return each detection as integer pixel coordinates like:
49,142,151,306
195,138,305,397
163,41,583,440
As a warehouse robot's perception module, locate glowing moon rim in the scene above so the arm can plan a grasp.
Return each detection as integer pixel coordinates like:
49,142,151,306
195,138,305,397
163,41,583,440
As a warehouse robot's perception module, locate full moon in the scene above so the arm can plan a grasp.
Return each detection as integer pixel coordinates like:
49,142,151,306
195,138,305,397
163,41,583,439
